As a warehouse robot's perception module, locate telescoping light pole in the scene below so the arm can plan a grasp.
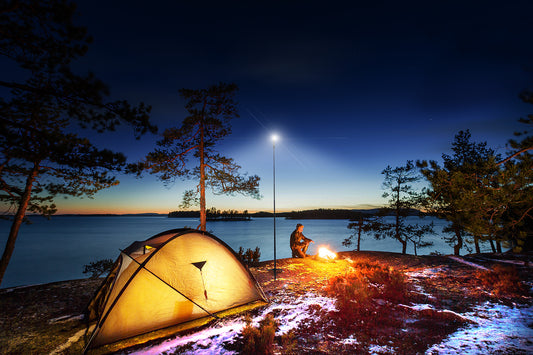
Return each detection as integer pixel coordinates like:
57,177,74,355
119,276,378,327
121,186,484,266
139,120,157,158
271,134,278,280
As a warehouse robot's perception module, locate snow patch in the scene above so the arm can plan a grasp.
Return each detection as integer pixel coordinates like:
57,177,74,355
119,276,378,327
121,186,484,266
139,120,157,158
341,335,359,345
410,283,435,299
400,303,473,322
264,293,337,335
49,329,86,355
403,303,434,311
426,302,533,354
128,321,243,355
129,293,337,354
406,267,448,278
1,283,45,293
48,314,84,324
370,344,395,354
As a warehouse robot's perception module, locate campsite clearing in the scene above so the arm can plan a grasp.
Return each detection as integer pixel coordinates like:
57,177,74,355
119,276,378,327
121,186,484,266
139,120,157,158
0,251,531,354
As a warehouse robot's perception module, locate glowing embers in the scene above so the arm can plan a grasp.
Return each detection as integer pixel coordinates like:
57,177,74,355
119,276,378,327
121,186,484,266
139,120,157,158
317,246,337,260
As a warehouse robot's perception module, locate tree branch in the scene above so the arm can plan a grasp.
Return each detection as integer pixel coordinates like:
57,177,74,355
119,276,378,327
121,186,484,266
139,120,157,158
497,147,533,165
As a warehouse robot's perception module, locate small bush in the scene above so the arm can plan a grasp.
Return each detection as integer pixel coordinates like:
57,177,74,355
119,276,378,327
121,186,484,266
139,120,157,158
83,259,114,278
329,261,409,302
239,314,278,355
325,261,409,329
477,264,528,297
237,246,261,267
279,329,298,353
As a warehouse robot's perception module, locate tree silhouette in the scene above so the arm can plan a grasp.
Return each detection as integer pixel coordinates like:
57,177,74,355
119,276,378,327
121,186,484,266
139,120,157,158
491,90,533,252
502,89,533,163
134,82,260,231
418,130,500,255
365,161,433,255
420,97,533,254
0,0,156,285
345,216,372,252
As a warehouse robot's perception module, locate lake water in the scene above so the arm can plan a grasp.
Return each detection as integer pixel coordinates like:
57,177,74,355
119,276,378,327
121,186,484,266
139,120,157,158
0,216,493,288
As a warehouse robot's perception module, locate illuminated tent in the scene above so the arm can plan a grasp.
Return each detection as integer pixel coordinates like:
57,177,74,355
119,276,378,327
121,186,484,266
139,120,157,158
84,229,268,351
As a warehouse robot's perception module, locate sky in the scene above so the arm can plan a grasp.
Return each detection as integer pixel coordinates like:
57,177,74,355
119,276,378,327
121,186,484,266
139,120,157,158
53,0,533,214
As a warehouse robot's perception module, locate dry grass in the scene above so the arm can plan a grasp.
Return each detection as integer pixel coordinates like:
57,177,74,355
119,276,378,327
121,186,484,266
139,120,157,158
324,261,411,332
476,264,529,297
233,314,278,355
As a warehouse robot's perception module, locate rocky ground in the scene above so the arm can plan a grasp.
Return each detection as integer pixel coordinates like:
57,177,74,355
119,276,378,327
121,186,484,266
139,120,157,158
0,251,532,354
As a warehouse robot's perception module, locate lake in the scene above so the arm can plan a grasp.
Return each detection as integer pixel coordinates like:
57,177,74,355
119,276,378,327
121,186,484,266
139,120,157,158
0,215,493,288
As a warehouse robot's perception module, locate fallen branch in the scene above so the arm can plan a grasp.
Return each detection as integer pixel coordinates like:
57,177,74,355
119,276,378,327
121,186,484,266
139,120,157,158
447,256,490,271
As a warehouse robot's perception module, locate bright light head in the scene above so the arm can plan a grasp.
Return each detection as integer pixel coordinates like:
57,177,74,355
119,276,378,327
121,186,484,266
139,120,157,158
271,134,279,142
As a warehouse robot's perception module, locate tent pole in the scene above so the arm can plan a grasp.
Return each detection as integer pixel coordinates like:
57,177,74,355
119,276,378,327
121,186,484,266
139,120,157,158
273,136,277,280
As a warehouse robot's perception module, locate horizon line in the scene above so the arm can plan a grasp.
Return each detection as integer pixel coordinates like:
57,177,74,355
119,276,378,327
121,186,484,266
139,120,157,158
17,206,385,216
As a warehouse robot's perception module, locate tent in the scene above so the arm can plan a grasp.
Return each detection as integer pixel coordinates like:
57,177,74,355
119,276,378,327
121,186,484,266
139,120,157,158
84,228,268,351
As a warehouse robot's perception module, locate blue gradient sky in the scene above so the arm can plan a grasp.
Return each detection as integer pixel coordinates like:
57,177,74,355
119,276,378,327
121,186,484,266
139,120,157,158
58,0,533,214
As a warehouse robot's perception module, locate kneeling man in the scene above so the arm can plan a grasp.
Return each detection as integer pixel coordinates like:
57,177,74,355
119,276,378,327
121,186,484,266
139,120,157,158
290,223,314,258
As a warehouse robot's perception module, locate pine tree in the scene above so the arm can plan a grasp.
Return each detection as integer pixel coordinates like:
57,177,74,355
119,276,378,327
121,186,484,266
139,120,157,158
0,0,155,286
345,216,367,252
135,82,260,231
418,130,500,255
492,89,533,252
365,161,433,255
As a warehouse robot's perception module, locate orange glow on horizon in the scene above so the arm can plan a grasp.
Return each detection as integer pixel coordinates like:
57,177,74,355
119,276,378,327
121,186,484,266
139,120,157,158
55,205,170,215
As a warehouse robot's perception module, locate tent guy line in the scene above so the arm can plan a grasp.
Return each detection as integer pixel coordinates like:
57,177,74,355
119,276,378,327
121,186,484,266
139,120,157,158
84,229,268,352
121,250,217,318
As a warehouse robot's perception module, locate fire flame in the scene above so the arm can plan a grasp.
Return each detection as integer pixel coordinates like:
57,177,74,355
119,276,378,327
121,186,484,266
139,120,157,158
318,247,337,260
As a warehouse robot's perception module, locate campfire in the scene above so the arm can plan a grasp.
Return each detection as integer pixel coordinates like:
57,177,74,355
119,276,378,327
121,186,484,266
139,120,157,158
317,246,337,260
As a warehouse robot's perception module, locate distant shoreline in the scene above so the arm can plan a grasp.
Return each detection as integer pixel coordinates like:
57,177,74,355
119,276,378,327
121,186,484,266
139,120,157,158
20,208,427,220
52,213,168,217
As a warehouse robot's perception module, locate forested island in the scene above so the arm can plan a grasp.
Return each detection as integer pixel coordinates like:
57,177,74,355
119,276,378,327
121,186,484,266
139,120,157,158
169,208,253,221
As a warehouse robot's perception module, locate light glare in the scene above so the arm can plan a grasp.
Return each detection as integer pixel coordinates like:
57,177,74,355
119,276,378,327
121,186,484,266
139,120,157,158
318,247,337,260
271,134,279,142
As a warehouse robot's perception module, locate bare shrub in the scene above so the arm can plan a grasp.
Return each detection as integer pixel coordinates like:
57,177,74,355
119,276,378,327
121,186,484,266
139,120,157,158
477,264,528,297
239,314,278,355
237,246,261,267
325,261,410,331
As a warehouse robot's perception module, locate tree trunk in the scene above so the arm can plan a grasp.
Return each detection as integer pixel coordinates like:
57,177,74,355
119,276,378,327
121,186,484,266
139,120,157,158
401,240,407,255
453,225,463,256
496,240,502,253
489,239,496,253
357,218,362,252
0,164,38,286
199,120,206,231
474,235,481,254
396,187,403,253
413,241,417,256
